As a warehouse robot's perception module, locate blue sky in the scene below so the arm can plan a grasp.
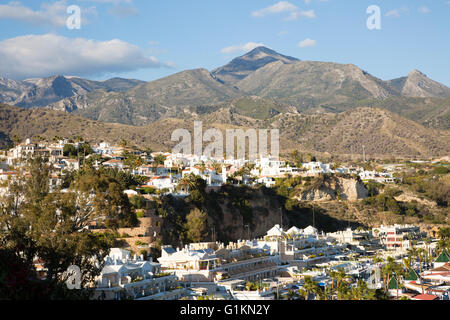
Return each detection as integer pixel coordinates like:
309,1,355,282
0,0,449,86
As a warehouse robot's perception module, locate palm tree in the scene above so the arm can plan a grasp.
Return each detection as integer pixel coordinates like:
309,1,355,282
298,288,308,300
416,248,426,273
356,280,377,300
437,228,450,252
424,238,432,263
197,161,206,172
382,256,396,292
335,268,347,289
211,161,222,173
402,256,412,270
120,139,128,148
382,256,404,298
329,270,338,296
407,247,419,269
373,255,384,266
177,173,199,193
337,283,350,300
303,276,318,300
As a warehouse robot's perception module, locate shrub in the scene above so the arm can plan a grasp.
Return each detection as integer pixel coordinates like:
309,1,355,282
136,211,145,218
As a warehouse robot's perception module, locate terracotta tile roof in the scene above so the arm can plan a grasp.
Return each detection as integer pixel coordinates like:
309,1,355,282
412,294,439,300
104,159,123,164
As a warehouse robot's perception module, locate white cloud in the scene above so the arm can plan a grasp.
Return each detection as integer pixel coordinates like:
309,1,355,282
0,1,97,27
252,1,297,17
385,9,401,17
385,7,409,18
221,42,266,54
0,34,168,79
251,1,315,20
108,4,138,17
298,38,316,48
418,6,431,14
79,0,132,3
287,9,316,20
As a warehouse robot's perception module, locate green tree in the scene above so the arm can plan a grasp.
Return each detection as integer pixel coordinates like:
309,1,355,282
0,158,120,297
63,144,78,158
437,228,450,252
122,151,144,170
302,276,319,300
184,208,208,243
153,154,166,166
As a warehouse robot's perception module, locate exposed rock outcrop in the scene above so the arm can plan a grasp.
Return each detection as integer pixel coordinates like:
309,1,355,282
298,177,368,202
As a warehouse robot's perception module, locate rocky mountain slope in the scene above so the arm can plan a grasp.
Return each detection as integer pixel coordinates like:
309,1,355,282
1,46,449,145
40,48,450,128
211,46,299,85
387,70,450,98
236,60,397,108
0,75,144,108
47,68,240,125
1,103,448,158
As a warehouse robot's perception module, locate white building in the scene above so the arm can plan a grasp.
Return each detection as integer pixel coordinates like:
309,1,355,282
301,162,334,175
94,248,184,300
146,176,176,191
182,166,225,186
359,170,394,183
372,224,423,251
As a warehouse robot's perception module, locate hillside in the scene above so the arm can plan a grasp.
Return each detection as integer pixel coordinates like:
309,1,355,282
0,103,179,150
1,103,448,158
275,108,450,158
351,96,450,130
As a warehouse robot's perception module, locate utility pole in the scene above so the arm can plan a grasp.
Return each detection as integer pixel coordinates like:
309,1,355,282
362,145,366,162
312,205,315,229
280,208,283,230
245,224,250,240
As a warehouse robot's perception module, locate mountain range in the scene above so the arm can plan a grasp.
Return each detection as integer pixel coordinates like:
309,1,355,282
0,46,449,157
0,75,145,108
0,102,448,158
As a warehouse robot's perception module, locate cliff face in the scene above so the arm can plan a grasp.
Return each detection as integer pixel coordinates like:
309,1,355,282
158,184,367,248
300,188,335,201
297,177,368,202
340,178,369,200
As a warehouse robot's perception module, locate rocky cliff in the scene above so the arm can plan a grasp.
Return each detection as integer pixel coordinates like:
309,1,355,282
298,177,368,202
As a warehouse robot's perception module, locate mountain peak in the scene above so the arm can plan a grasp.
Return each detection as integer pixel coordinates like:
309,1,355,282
242,46,299,62
408,69,427,77
245,46,277,56
212,46,299,84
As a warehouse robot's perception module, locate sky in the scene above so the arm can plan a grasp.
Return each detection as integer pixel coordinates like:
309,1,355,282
0,0,449,86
